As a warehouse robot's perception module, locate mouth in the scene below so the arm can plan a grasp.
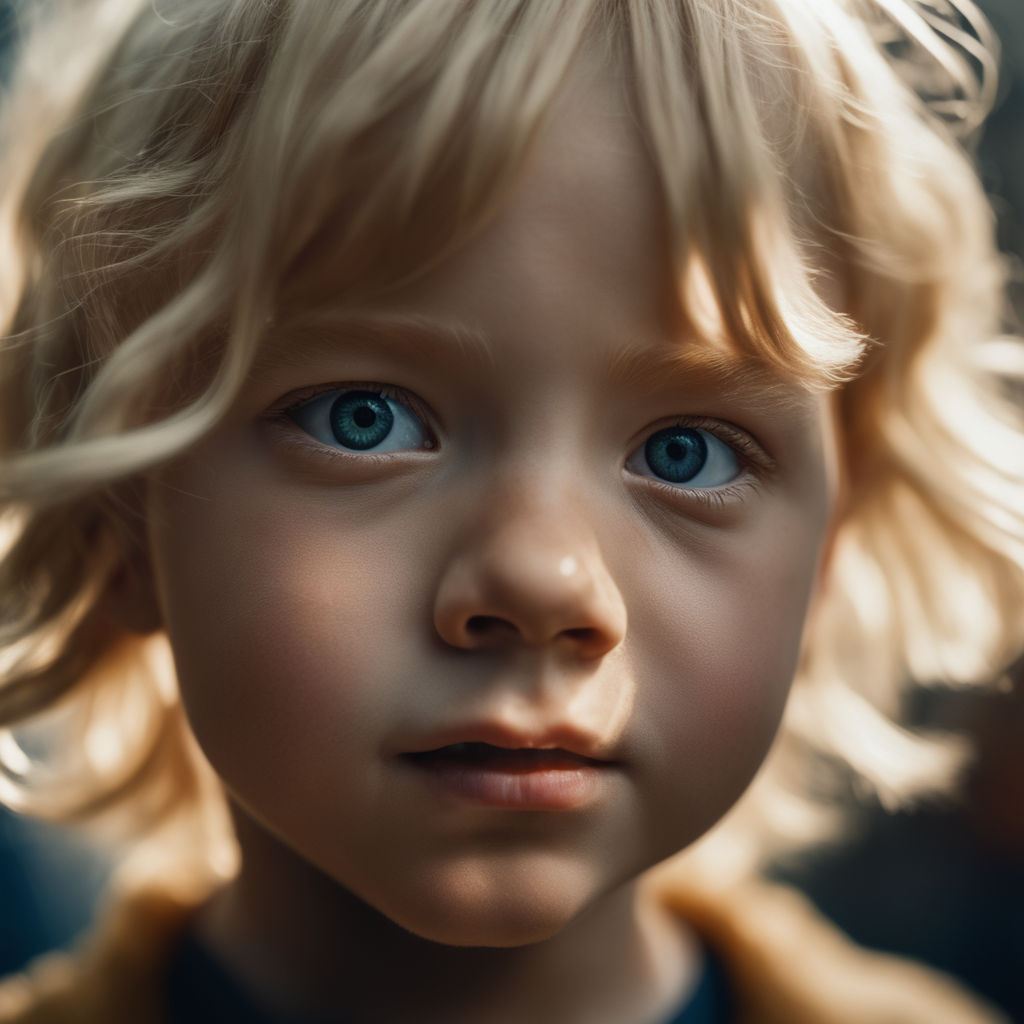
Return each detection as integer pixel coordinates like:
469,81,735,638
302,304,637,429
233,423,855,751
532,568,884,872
399,742,615,810
404,742,604,773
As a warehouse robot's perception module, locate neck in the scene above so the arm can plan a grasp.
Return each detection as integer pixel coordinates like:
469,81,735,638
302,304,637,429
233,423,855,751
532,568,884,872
195,807,702,1024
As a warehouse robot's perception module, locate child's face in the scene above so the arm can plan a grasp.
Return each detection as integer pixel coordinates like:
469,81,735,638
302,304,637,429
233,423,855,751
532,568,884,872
144,72,836,946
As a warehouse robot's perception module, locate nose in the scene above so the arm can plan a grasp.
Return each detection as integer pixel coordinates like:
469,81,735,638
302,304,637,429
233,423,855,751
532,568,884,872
433,490,627,660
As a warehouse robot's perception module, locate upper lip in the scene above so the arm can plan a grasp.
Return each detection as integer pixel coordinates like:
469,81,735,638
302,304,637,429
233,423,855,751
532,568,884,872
397,722,620,764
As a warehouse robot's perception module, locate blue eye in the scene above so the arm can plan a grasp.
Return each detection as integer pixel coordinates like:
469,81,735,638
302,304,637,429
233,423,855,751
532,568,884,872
287,388,431,453
628,426,740,488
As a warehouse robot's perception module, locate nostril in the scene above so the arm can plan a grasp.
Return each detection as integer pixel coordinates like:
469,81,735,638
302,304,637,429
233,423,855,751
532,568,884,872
563,627,597,642
561,626,613,658
465,615,515,637
464,618,605,649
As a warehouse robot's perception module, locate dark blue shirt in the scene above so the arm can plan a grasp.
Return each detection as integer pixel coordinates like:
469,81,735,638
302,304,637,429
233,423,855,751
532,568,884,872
165,932,733,1024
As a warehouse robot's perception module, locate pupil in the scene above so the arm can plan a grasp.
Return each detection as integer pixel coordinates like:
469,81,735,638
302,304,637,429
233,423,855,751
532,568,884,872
330,391,394,450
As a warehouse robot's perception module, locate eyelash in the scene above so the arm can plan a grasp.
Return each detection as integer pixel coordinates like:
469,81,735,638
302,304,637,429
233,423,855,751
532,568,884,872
266,384,772,506
638,475,756,511
271,381,429,418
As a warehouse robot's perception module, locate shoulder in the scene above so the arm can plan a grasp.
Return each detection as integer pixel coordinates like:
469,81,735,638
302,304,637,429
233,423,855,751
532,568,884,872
657,869,1010,1024
0,887,201,1024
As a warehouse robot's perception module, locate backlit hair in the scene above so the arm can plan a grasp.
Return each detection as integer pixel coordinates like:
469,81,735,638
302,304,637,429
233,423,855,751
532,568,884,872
1,0,1023,882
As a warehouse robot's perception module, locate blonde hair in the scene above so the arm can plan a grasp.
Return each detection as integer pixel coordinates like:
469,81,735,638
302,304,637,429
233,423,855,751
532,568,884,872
1,0,1023,880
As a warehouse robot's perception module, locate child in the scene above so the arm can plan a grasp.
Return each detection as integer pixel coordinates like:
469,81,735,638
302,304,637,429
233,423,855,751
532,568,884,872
1,0,1022,1021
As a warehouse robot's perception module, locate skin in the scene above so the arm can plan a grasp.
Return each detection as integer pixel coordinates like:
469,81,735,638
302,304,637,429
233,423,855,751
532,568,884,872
140,70,836,1024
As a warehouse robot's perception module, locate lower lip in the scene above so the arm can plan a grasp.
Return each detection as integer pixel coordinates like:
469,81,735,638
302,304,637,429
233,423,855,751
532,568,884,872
402,756,609,810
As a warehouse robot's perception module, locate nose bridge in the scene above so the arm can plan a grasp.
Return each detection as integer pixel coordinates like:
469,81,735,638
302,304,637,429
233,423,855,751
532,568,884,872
482,486,599,613
433,471,627,659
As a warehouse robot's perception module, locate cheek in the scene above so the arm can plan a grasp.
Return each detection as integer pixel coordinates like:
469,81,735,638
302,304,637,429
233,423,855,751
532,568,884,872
630,512,823,831
147,462,427,803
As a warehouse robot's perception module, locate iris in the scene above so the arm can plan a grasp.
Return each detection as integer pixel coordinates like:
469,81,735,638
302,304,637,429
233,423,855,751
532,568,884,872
329,391,395,450
644,428,707,483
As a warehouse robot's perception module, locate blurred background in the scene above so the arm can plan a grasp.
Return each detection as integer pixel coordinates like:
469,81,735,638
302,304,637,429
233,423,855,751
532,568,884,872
769,7,1024,1021
0,1,1022,1021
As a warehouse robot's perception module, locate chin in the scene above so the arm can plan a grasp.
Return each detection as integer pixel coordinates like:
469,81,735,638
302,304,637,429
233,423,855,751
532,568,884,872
393,902,575,949
367,858,598,949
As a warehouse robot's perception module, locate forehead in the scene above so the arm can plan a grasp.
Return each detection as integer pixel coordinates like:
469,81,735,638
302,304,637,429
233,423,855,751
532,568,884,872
386,66,677,348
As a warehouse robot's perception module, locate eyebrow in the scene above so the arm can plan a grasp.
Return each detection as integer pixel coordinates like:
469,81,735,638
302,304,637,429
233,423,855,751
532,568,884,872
601,339,810,414
251,310,495,378
253,308,809,413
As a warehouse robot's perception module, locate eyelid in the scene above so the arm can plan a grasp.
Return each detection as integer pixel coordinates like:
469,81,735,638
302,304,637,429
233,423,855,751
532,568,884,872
268,381,427,419
270,381,438,437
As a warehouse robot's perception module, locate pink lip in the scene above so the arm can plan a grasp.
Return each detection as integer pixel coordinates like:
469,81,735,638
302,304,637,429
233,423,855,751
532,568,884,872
396,723,620,810
398,721,617,762
401,747,610,810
